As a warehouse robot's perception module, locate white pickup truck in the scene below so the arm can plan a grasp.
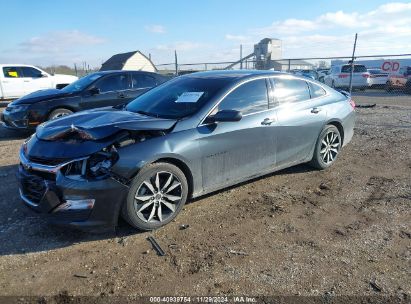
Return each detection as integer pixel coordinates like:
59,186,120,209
0,64,78,100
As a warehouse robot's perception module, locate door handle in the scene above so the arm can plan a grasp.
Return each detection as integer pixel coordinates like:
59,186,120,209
261,118,275,125
311,107,321,114
118,93,127,98
24,80,30,82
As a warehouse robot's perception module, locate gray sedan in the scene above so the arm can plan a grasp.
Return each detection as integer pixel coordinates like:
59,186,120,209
18,70,355,231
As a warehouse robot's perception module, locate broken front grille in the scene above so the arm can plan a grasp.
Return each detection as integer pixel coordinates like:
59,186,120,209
20,169,48,204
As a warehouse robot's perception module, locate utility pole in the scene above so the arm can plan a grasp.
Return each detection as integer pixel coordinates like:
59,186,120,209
174,50,178,76
240,44,243,69
348,33,358,94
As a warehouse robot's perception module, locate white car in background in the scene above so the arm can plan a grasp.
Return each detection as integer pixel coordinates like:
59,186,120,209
367,69,389,87
324,64,370,89
0,64,78,100
317,69,330,83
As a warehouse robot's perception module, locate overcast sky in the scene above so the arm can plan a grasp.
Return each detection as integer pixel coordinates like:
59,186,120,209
1,0,410,67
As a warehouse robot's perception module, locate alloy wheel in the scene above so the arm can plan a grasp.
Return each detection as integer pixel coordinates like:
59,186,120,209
134,171,182,223
51,112,70,120
320,130,341,165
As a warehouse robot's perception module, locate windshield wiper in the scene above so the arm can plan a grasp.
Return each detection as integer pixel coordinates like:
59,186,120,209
113,102,127,110
135,110,159,118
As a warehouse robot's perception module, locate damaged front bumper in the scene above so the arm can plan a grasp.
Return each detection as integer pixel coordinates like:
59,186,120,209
17,147,129,231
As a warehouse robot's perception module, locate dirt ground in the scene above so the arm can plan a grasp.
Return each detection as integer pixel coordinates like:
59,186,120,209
0,90,410,301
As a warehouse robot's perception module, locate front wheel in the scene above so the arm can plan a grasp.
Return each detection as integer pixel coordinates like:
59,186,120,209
122,162,188,230
309,125,342,170
48,108,73,120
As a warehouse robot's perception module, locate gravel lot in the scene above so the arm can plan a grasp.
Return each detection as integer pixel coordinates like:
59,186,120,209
0,90,410,301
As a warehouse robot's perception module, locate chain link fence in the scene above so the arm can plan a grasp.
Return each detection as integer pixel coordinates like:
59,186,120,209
156,54,411,101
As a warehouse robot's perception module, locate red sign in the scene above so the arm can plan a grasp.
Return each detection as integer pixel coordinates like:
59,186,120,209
381,61,400,72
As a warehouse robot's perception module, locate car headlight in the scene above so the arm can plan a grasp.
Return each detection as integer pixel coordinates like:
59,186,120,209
7,104,29,113
62,147,119,180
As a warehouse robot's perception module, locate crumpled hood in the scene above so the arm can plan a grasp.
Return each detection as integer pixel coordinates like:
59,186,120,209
36,109,177,141
12,89,70,105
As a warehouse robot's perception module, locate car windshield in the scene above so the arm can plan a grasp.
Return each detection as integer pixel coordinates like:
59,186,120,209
126,76,232,119
60,73,104,93
341,65,367,73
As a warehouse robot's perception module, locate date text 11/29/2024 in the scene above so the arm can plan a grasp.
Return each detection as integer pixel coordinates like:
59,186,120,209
149,296,257,303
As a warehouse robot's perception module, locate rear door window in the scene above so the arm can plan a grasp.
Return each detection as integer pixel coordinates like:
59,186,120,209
3,67,22,78
21,67,43,78
341,65,367,73
132,74,157,89
272,78,310,104
308,82,326,98
218,78,269,115
94,74,129,93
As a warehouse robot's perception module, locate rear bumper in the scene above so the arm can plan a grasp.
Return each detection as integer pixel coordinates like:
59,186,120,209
17,164,129,231
335,78,370,88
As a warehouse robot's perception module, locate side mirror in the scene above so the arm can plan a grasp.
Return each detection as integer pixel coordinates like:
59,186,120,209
40,73,48,78
207,109,242,123
88,87,100,95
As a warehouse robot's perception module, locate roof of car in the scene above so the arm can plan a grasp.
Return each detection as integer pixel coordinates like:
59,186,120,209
88,70,160,76
182,69,286,81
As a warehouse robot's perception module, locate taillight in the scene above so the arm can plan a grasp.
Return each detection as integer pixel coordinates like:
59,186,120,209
349,99,356,109
338,74,349,78
362,74,370,78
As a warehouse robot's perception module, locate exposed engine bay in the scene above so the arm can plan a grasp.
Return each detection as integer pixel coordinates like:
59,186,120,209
59,129,167,182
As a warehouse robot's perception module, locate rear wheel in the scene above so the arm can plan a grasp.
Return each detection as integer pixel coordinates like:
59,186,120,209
48,108,73,120
385,82,392,92
310,125,342,170
122,162,188,230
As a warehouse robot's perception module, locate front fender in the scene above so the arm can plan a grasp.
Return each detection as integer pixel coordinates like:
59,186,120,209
110,130,201,193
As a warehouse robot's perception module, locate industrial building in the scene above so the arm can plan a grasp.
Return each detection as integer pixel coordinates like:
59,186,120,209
226,38,314,71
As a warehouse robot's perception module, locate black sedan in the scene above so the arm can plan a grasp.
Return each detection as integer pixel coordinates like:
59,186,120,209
1,70,168,130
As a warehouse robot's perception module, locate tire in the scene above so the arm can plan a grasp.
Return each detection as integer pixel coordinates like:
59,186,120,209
309,125,342,170
48,108,73,120
122,162,188,230
385,82,392,92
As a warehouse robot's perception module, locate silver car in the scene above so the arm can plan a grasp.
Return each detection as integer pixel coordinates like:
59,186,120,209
324,64,370,89
18,70,355,231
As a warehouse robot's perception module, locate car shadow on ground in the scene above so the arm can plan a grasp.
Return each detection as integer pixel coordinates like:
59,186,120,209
0,162,142,256
0,127,32,142
190,163,314,203
0,161,315,256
